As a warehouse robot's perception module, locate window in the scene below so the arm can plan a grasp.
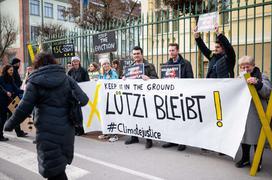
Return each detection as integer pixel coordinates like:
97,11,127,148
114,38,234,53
30,26,40,42
30,0,40,16
57,5,66,20
44,2,53,18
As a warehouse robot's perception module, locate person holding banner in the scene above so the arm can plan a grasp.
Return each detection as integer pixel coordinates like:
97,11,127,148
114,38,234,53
236,56,272,171
194,25,236,78
112,59,123,79
4,53,89,180
98,57,119,142
124,46,158,149
0,64,25,141
68,56,89,136
161,43,194,151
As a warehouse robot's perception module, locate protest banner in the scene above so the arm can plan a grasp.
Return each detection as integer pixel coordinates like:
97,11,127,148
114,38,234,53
197,12,219,32
160,64,181,78
79,79,251,158
124,64,145,79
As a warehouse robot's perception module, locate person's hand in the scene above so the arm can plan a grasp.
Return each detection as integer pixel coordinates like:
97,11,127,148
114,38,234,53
6,92,12,97
247,77,258,85
141,75,150,80
193,26,200,39
122,76,127,81
214,23,220,36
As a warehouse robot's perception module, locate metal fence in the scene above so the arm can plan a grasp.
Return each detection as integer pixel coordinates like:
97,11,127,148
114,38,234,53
35,0,272,79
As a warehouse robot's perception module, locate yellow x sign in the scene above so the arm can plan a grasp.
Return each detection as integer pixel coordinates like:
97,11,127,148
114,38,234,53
243,74,272,176
86,84,101,128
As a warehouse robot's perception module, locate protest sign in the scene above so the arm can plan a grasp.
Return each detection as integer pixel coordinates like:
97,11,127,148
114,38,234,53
160,64,181,78
93,31,117,54
124,64,145,79
197,12,219,32
52,43,75,58
79,79,251,158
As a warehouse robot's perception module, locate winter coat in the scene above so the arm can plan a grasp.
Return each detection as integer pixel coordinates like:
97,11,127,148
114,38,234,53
166,54,194,78
68,66,90,82
196,34,236,78
99,69,119,80
241,68,272,145
0,76,23,107
4,64,88,178
12,66,23,88
131,59,158,79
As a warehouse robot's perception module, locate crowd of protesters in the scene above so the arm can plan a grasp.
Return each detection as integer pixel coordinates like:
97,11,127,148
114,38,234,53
0,24,271,180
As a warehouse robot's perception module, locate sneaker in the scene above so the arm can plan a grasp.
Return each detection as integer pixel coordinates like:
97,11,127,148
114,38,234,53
177,144,186,151
0,136,9,141
98,134,110,139
125,137,139,145
235,159,250,168
145,139,153,149
162,143,178,148
109,135,118,142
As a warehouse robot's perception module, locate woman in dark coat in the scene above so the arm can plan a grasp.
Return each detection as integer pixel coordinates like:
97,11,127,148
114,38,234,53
4,53,89,180
0,64,24,141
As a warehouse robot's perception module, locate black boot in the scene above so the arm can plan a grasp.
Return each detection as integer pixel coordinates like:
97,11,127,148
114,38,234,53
125,136,139,145
145,139,153,149
235,144,250,168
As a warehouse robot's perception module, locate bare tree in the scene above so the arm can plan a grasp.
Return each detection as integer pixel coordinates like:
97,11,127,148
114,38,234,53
0,13,17,60
36,23,67,40
64,0,141,28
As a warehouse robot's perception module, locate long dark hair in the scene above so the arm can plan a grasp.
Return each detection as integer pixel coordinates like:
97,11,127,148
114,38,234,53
33,53,58,69
2,64,14,83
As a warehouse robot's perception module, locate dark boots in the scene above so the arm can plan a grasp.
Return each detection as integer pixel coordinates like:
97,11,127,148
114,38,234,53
235,144,262,171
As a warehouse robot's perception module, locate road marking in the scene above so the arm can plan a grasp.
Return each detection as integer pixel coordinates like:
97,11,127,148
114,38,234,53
1,135,89,180
5,134,165,180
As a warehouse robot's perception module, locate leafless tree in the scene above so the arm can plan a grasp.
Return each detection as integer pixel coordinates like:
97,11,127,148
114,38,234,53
0,13,17,61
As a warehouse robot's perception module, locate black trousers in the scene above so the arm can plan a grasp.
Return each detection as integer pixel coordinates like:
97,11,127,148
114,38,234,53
48,171,68,180
0,104,24,137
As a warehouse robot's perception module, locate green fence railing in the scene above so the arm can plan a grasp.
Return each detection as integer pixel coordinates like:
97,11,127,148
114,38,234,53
34,0,272,79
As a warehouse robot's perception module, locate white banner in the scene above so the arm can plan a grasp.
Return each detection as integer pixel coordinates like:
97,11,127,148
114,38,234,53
79,79,251,158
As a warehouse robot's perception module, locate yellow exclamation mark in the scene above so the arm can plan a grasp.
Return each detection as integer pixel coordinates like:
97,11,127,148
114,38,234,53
213,91,223,127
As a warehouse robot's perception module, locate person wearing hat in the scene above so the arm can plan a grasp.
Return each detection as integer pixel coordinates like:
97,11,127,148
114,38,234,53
98,57,119,142
11,58,23,88
10,58,28,137
67,56,89,136
68,56,89,83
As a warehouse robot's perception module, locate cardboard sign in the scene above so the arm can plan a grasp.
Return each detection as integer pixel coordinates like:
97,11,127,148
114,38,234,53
93,31,117,54
160,64,181,79
124,64,144,79
8,96,20,113
197,12,219,32
52,43,75,58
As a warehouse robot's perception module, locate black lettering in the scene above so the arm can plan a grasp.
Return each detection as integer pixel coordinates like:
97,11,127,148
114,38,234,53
186,97,197,119
106,92,115,114
192,96,206,123
180,94,186,121
114,94,123,114
133,94,144,118
170,96,181,119
165,95,175,120
123,92,132,115
154,95,165,120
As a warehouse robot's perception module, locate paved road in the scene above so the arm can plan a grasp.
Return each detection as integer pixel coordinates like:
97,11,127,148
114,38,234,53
0,131,271,180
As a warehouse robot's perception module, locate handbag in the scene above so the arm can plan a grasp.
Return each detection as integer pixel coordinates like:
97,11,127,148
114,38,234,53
68,79,83,127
